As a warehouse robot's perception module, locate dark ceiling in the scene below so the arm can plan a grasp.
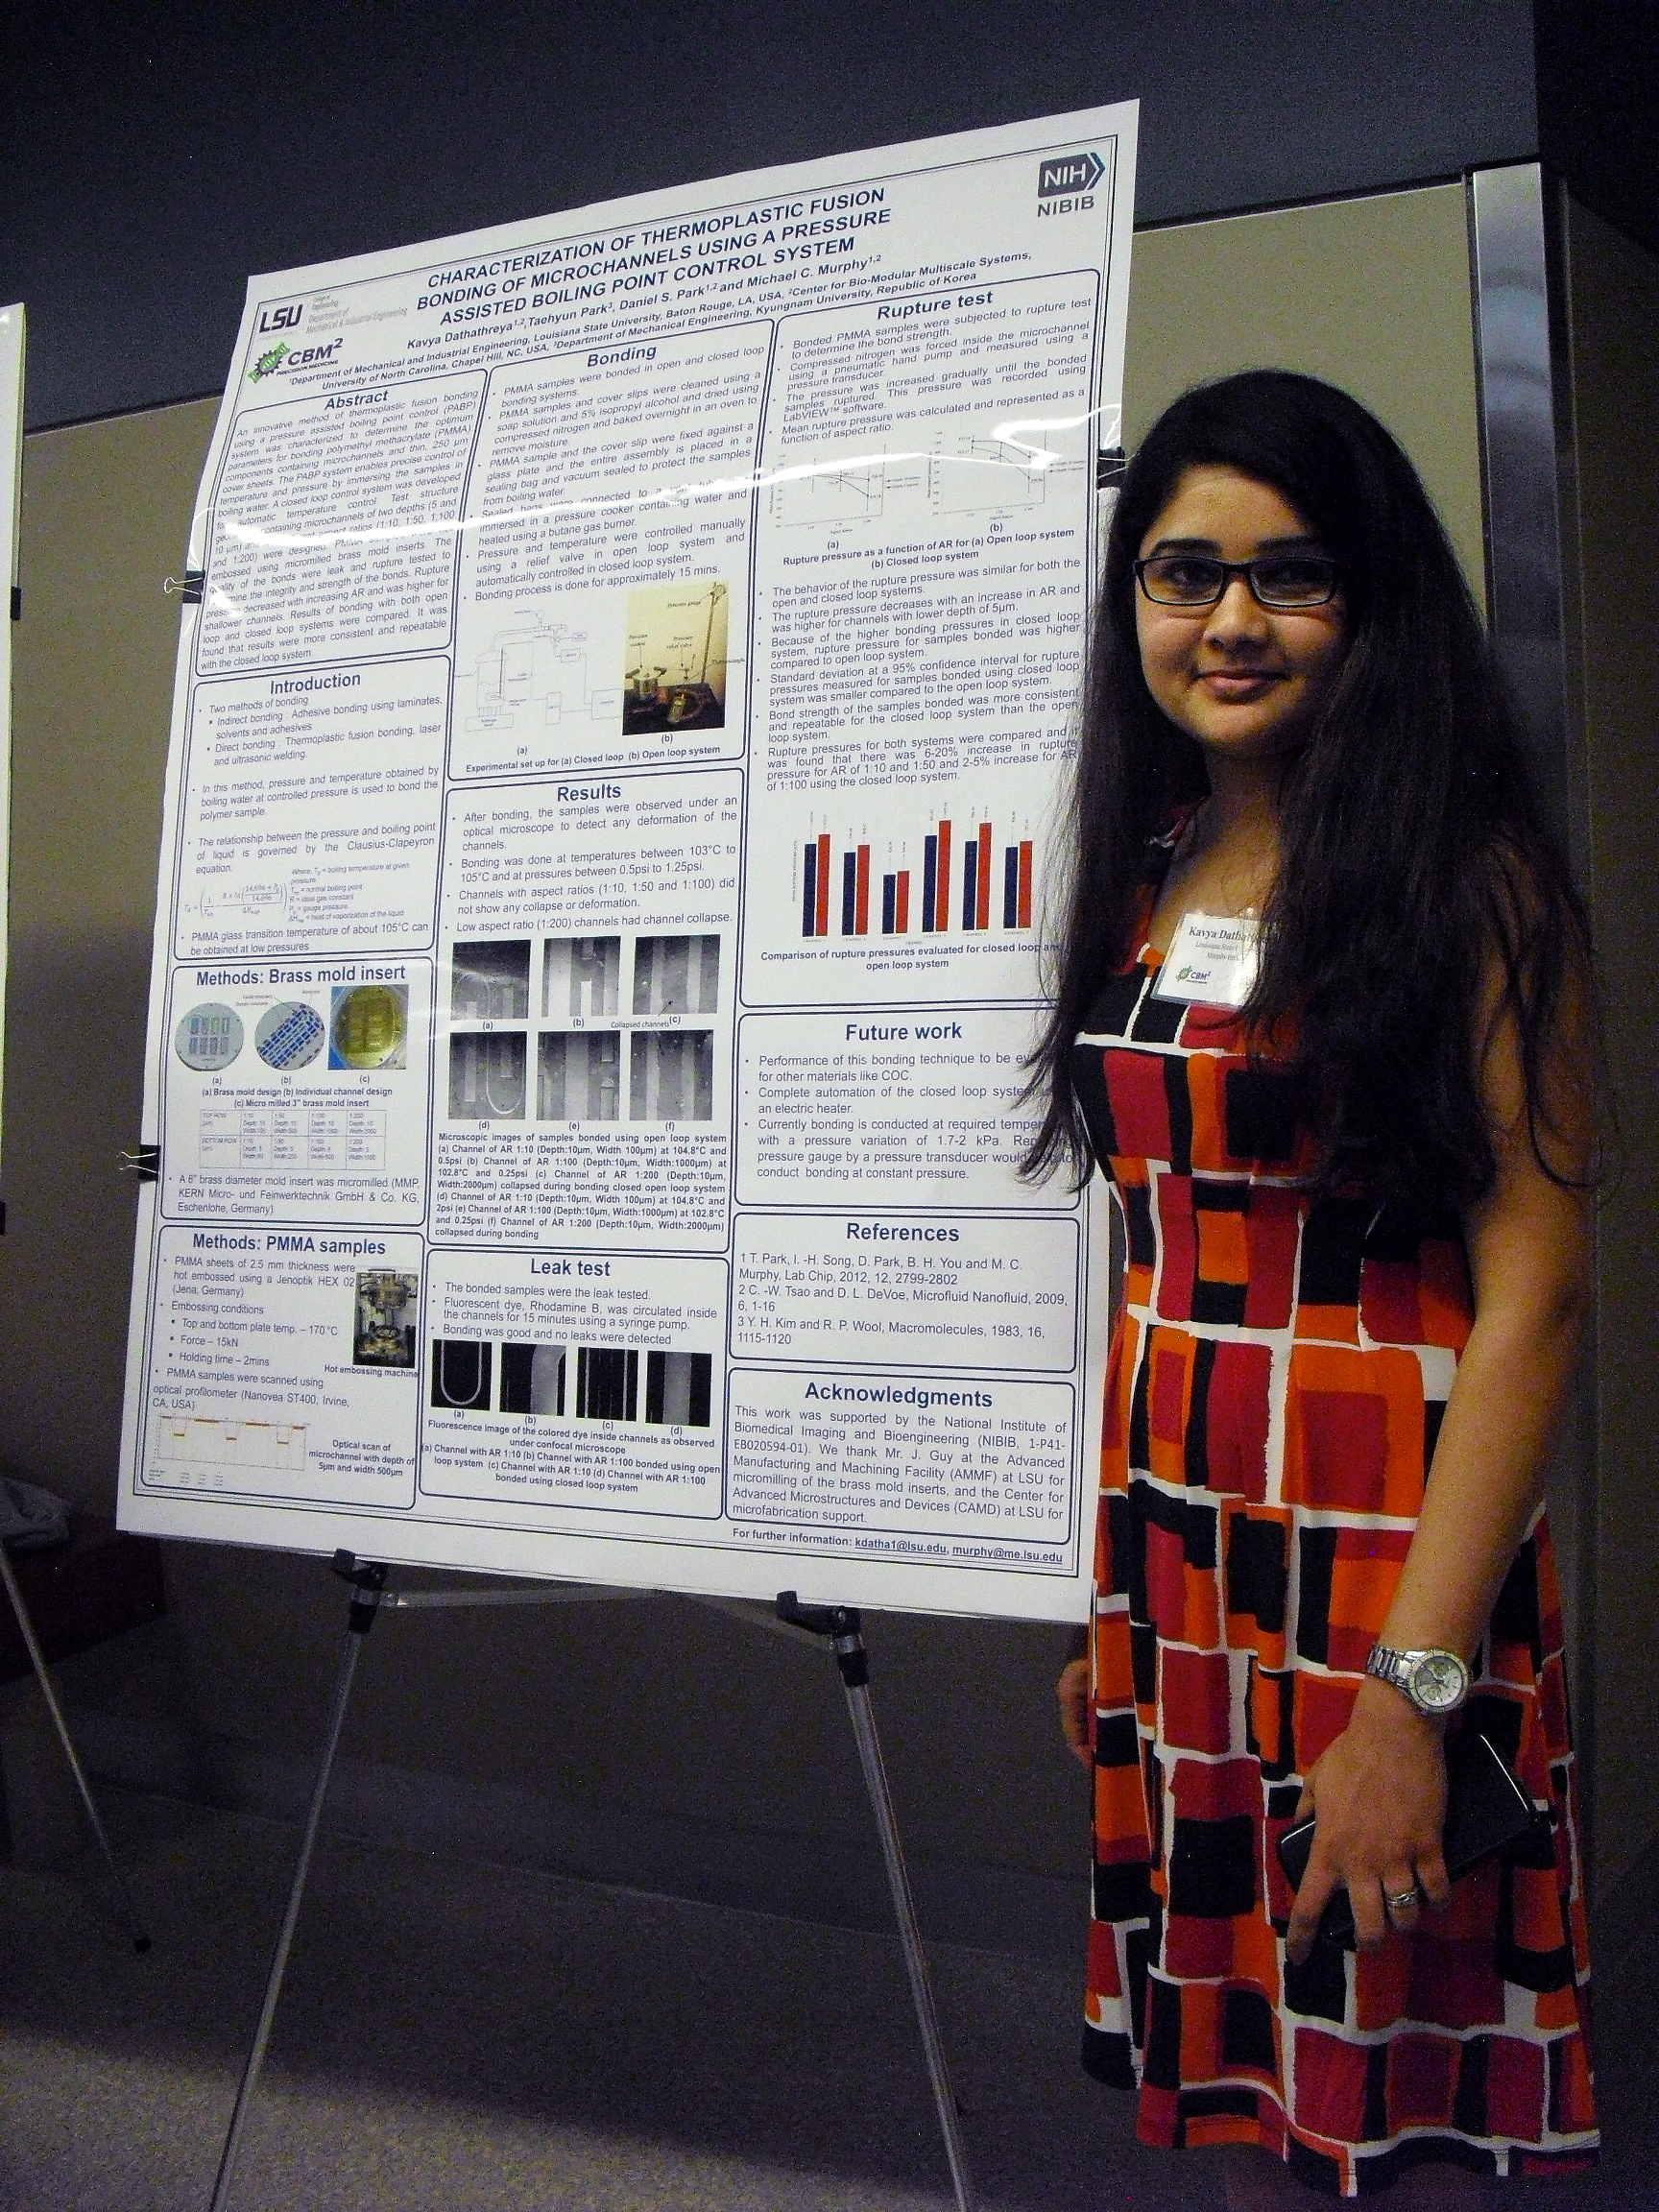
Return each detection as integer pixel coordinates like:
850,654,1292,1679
2,0,1552,429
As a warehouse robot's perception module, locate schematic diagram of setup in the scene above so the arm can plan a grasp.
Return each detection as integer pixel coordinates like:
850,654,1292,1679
465,620,619,735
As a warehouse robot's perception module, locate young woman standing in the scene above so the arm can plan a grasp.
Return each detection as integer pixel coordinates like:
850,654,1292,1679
1027,373,1599,2201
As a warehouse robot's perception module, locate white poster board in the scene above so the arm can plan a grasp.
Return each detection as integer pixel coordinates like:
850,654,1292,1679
117,108,1137,1620
0,302,24,1190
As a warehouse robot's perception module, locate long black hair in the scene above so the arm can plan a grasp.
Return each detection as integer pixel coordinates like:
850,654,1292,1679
1022,370,1596,1209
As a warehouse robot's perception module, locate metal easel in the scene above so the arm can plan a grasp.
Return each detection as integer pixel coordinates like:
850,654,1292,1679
207,1551,974,2212
0,1538,152,1952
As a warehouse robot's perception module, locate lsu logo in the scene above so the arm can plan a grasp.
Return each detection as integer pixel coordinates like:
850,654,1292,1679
257,303,303,334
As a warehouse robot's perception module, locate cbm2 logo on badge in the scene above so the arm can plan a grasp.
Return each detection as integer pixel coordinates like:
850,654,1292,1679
1037,149,1105,218
248,342,289,384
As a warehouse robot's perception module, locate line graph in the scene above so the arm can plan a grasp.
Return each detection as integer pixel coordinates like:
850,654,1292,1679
772,454,886,528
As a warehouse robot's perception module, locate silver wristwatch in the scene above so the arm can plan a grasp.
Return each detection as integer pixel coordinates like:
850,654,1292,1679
1363,1643,1470,1717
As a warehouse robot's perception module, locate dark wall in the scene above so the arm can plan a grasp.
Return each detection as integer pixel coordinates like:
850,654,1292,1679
3,0,1542,430
1536,0,1659,262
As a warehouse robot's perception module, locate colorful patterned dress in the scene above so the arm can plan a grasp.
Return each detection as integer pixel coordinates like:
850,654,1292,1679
1071,904,1599,2196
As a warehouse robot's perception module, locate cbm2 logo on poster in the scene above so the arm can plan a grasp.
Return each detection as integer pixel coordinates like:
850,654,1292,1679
1037,150,1104,217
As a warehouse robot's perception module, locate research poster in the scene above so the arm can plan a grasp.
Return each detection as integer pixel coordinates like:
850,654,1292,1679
117,108,1137,1621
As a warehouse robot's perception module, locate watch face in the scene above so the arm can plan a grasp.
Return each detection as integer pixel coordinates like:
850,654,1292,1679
1410,1651,1468,1712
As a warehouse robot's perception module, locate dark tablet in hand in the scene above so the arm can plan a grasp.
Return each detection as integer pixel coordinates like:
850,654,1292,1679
1275,1730,1541,1950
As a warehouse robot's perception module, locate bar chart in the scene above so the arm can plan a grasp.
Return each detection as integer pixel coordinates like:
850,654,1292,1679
799,815,1034,940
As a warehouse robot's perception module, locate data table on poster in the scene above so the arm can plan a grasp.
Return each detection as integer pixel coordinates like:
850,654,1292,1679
118,107,1138,1622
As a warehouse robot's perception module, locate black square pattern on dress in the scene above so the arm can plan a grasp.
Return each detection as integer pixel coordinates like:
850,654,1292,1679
1094,1858,1156,1923
1296,1196,1374,1310
1096,1711,1141,1768
1245,1660,1297,1782
1223,1066,1300,1164
1227,1512,1288,1632
1221,1986,1278,2073
1121,1179,1156,1272
1491,1550,1546,1671
1424,1395,1447,1474
1284,1932,1347,2024
1143,1973,1183,2090
1071,1044,1116,1154
1082,971,1148,1039
1167,1812,1257,1918
1176,2086,1262,2147
1081,2022,1138,2087
1294,1527,1338,1664
1130,990,1187,1044
1130,1619,1158,1705
1452,2035,1491,2136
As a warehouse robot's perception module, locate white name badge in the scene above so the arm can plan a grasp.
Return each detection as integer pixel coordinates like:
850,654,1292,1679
1153,910,1260,1007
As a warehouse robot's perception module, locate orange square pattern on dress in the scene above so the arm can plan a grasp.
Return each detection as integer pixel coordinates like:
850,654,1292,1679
1552,2035,1598,2133
1282,1344,1426,1517
1095,1757,1151,1847
1099,1314,1139,1497
1196,1203,1249,1286
1164,1909,1262,1984
1182,1052,1235,1170
1532,1981,1583,2033
1324,1527,1413,1671
1246,1660,1296,1780
1092,1604,1137,1708
1509,1862,1573,1956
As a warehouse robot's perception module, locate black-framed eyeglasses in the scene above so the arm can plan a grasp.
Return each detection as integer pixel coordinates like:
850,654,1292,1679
1134,551,1340,610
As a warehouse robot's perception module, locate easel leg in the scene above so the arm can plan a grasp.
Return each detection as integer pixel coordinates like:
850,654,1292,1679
208,1553,386,2212
0,1540,151,1951
777,1594,976,2212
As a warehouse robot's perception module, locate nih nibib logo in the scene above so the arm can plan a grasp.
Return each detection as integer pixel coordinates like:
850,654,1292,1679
1037,149,1104,217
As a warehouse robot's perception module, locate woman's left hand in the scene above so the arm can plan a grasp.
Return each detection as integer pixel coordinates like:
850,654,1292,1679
1285,1681,1453,1960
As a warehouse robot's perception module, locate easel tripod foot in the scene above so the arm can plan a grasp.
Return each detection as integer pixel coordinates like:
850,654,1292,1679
776,1592,977,2212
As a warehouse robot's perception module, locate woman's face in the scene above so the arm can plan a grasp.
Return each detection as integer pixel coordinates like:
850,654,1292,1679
1133,464,1349,768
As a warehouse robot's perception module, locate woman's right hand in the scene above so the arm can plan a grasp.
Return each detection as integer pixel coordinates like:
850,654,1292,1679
1057,1651,1094,1769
